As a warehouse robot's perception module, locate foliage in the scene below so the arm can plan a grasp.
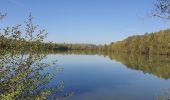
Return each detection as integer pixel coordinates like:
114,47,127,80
0,13,74,99
110,29,170,55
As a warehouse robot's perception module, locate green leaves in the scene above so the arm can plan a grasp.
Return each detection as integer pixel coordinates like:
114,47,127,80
110,29,170,55
0,13,74,99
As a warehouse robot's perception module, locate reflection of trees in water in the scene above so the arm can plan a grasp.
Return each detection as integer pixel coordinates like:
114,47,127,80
108,53,170,100
158,88,170,100
1,50,170,99
45,50,170,80
109,53,170,79
45,50,170,100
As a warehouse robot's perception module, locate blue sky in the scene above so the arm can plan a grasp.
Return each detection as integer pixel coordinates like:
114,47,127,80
0,0,170,44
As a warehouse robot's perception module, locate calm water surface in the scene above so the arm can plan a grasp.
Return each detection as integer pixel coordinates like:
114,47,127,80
44,53,170,100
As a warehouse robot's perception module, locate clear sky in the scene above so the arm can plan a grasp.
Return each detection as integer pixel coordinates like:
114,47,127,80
0,0,170,44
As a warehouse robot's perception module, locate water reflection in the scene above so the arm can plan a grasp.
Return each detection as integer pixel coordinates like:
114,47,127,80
43,50,170,80
1,49,170,99
45,51,170,100
109,53,170,79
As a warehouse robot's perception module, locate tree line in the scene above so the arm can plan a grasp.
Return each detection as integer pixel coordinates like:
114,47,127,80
110,29,170,55
1,0,169,54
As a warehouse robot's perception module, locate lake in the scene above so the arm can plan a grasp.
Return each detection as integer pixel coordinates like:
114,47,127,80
42,51,170,100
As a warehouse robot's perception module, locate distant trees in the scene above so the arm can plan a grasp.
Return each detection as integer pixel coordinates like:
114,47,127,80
113,0,170,55
110,29,170,55
152,0,170,20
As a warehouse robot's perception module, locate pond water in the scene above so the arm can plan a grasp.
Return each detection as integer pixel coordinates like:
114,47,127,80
44,52,170,100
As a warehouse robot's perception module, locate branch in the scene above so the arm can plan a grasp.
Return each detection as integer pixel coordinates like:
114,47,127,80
0,12,7,20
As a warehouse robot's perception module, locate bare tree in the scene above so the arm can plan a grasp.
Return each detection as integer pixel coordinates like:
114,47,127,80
152,0,170,20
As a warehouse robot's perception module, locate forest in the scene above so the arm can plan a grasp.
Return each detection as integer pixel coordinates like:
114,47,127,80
110,29,170,55
1,28,170,55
